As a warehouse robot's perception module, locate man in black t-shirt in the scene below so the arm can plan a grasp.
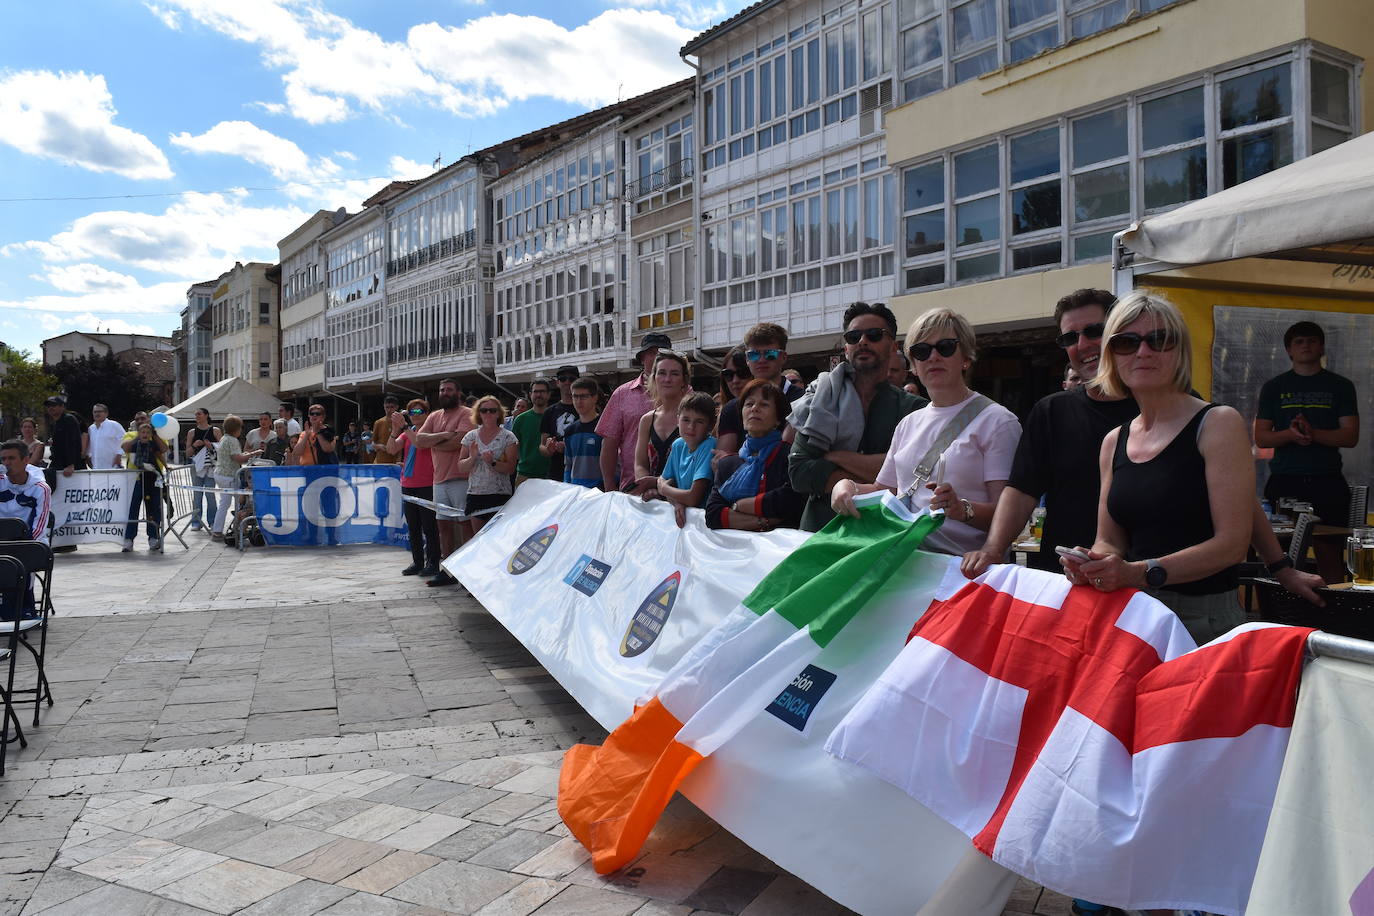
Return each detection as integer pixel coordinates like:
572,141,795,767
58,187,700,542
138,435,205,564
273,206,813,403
962,289,1323,606
540,365,581,483
1254,320,1359,526
43,395,85,552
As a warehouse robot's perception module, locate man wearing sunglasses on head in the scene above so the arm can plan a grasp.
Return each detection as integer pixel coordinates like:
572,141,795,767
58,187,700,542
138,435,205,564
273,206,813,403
789,302,924,532
962,289,1323,607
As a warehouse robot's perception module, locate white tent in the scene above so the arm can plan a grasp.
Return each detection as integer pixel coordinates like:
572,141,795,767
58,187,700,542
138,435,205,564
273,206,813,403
1116,131,1374,275
167,377,282,422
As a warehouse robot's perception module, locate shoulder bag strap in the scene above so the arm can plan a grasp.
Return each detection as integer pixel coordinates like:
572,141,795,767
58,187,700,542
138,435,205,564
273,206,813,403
901,394,995,500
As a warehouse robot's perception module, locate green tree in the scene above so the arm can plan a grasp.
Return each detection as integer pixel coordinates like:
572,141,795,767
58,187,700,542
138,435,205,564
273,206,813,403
0,345,59,437
49,349,150,426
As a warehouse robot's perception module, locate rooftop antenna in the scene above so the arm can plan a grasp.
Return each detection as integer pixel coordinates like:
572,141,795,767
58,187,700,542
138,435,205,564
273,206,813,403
618,83,624,102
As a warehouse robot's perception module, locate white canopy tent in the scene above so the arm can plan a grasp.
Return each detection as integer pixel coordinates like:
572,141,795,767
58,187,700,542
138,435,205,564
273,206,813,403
1114,131,1374,291
167,377,282,423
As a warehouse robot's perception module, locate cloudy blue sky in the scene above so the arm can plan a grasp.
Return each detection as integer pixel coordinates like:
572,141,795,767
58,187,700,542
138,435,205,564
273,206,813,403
0,0,742,358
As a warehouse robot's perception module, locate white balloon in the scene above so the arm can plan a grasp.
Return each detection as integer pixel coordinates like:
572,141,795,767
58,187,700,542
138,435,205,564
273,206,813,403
153,413,179,441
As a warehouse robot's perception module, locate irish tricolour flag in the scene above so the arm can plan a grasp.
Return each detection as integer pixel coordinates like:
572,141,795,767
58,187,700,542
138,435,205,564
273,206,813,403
558,492,941,874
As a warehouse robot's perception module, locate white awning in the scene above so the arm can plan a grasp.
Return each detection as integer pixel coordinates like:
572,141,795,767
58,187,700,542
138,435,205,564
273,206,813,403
1119,132,1374,267
167,377,282,422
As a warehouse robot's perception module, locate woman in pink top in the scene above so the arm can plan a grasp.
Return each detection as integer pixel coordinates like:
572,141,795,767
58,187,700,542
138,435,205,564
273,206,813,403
385,398,440,576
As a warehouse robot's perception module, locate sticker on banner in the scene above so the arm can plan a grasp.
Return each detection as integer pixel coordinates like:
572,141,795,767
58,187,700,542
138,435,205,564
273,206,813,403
508,524,558,575
766,665,837,735
564,555,613,597
620,571,682,658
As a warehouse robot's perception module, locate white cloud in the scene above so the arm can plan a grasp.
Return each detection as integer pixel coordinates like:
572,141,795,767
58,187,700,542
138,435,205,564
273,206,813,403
5,191,309,280
38,264,141,294
169,120,341,184
37,313,163,336
389,156,433,180
148,0,696,123
0,70,173,179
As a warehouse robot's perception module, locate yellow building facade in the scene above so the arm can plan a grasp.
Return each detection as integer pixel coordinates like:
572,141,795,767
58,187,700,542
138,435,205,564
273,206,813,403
884,0,1373,389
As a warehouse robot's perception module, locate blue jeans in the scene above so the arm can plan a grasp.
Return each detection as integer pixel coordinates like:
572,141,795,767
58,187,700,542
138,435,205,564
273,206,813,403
125,473,163,543
191,469,217,529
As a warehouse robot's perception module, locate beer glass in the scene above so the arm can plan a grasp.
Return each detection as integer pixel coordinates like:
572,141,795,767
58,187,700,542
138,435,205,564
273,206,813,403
1347,527,1374,587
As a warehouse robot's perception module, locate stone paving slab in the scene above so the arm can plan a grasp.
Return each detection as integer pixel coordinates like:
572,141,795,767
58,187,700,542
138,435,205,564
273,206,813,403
0,537,1073,916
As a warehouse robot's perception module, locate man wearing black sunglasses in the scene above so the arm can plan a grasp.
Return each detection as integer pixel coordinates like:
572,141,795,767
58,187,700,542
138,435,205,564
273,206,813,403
789,302,923,531
540,366,581,483
964,289,1323,607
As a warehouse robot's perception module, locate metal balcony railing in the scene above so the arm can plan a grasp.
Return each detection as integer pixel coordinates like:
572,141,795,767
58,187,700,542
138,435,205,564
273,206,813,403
626,158,694,201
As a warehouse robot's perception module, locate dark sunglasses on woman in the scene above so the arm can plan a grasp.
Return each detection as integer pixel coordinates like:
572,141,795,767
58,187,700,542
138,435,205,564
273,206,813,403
1107,329,1176,355
1054,322,1105,349
479,406,501,414
842,327,889,345
909,338,959,361
720,369,742,382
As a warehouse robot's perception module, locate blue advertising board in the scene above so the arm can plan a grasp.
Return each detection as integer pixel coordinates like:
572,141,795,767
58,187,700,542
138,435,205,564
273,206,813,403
250,465,409,548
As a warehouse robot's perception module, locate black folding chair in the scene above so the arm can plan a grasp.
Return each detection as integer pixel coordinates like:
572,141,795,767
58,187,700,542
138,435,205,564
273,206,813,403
0,555,29,776
0,541,55,726
0,518,30,541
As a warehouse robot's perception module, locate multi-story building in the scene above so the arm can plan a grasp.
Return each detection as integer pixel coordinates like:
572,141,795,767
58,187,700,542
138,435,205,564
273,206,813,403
382,164,495,391
624,84,698,355
681,5,901,362
491,80,694,384
321,188,398,398
881,0,1370,408
209,261,279,389
278,209,345,401
178,281,216,402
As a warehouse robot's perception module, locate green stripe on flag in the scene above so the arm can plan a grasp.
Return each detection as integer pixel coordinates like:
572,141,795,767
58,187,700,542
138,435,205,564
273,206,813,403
742,501,942,648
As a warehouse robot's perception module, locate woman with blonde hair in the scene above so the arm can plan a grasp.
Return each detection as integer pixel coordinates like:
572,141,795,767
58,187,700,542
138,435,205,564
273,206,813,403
631,350,691,499
1062,291,1253,644
456,395,518,533
832,307,1021,557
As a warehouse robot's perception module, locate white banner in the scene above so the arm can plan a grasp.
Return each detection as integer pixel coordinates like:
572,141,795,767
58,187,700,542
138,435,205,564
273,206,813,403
51,469,139,547
1248,656,1374,914
446,480,970,916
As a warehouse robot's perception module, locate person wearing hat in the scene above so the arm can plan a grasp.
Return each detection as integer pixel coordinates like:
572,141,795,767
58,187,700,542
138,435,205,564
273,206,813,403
43,395,85,551
540,365,581,483
597,333,671,492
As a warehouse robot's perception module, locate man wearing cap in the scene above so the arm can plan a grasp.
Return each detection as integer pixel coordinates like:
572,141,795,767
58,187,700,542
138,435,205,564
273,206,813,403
540,366,580,484
43,395,84,552
1256,320,1360,579
598,333,669,492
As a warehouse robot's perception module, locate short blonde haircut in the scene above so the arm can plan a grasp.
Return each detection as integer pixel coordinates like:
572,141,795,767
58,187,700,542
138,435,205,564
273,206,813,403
222,414,243,437
906,307,977,364
1093,290,1192,399
469,395,505,425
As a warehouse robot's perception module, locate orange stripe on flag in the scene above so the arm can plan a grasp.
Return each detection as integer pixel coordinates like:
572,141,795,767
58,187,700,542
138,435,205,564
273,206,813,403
558,696,705,874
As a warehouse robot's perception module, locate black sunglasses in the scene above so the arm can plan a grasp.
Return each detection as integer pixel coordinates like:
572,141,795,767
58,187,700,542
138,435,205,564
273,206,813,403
1107,329,1177,355
910,338,959,361
308,410,325,416
479,406,501,414
720,369,742,381
556,373,577,382
1055,323,1106,349
843,327,889,345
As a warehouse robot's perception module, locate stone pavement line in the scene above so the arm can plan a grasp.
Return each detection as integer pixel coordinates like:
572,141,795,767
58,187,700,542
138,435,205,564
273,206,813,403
0,539,1072,916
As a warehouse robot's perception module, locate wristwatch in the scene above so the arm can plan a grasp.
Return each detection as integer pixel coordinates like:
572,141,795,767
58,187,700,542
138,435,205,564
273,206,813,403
1266,556,1295,575
1144,559,1168,588
960,498,974,522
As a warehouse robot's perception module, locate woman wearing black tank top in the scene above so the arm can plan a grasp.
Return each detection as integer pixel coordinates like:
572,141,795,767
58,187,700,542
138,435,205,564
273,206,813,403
1061,292,1254,645
630,350,689,500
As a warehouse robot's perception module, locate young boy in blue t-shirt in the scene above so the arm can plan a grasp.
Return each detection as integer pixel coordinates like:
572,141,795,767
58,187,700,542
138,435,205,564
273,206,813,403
657,392,718,527
563,377,605,489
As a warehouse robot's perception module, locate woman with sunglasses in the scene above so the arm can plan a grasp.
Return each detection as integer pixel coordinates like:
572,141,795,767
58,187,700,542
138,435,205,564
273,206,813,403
457,396,518,533
1062,292,1253,644
712,346,752,462
292,405,338,465
384,399,441,576
831,308,1021,557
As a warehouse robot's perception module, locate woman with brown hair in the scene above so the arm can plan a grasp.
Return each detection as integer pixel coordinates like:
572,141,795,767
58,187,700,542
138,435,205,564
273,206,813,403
457,396,518,533
704,380,803,531
632,350,691,499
